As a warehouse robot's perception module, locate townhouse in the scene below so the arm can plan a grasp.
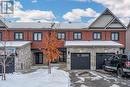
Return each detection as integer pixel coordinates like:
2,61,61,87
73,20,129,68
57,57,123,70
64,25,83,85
126,23,130,53
0,8,127,72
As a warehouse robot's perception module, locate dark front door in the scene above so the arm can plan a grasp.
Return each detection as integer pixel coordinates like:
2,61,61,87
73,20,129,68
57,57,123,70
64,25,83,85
71,53,90,70
59,52,67,62
58,48,67,62
96,53,114,69
35,52,43,64
0,56,15,73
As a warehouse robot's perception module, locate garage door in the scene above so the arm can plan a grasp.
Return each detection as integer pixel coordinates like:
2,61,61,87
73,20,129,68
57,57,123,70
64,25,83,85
96,53,114,69
71,53,90,69
0,56,15,73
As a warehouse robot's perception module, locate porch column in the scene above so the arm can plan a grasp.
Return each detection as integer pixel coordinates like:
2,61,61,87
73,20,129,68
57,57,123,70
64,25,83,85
67,48,71,70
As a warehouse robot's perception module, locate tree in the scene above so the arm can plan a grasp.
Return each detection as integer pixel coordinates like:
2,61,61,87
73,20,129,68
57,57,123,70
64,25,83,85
0,48,14,80
0,30,15,80
42,29,61,74
0,41,14,80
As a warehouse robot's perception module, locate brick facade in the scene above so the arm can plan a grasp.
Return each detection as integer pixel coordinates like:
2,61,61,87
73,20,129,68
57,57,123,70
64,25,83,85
0,30,126,49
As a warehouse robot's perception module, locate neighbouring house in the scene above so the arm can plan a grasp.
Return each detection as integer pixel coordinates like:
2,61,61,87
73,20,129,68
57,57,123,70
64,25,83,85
126,23,130,53
0,41,32,73
65,8,126,70
0,8,127,71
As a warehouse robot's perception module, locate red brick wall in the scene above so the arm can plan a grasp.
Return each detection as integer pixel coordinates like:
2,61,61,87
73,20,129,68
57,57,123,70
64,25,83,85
0,29,126,49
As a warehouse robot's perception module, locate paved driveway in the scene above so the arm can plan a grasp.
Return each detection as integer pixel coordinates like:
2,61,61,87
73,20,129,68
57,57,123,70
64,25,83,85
69,70,130,87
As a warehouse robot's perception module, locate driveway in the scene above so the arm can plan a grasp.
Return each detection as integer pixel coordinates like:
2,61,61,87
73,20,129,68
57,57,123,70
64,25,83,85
69,70,130,87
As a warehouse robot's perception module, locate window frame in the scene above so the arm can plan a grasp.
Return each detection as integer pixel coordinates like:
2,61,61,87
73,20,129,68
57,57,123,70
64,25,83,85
14,32,24,40
33,32,42,41
73,32,82,40
111,32,119,41
57,32,66,40
93,32,102,40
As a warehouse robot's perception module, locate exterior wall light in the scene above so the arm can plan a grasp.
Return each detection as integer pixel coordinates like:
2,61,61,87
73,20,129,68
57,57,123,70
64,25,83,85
68,51,70,55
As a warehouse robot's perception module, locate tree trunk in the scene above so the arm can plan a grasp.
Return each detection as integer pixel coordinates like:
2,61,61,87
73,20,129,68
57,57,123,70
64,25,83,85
2,61,6,80
1,65,3,80
48,61,51,74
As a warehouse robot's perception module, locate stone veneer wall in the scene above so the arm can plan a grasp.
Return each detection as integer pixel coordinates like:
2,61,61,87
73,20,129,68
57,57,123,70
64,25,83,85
67,46,120,70
15,44,33,72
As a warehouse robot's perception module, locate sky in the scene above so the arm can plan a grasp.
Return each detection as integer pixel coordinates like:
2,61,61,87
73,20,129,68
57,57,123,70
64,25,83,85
2,0,130,26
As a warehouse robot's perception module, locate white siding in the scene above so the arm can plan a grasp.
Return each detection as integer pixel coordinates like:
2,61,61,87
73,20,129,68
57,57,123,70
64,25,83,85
90,15,113,28
108,23,123,28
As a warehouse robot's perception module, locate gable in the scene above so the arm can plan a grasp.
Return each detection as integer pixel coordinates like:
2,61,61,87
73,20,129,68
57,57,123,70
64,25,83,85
0,20,7,28
89,8,126,29
89,15,114,28
106,19,125,29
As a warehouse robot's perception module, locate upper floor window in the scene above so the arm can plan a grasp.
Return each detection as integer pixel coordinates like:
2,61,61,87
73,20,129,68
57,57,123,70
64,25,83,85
111,32,119,41
14,32,23,40
33,32,42,41
57,32,65,40
93,32,101,40
73,32,82,40
0,32,2,41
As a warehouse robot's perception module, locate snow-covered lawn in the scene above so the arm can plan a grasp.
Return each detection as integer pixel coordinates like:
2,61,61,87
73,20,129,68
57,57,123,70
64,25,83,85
0,67,70,87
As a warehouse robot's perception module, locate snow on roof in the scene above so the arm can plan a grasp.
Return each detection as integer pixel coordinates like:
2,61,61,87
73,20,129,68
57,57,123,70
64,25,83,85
5,22,89,29
5,22,50,29
65,41,123,47
0,41,31,47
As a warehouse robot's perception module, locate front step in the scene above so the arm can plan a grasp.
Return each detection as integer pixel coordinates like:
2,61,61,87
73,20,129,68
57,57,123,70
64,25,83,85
31,65,48,69
31,64,60,70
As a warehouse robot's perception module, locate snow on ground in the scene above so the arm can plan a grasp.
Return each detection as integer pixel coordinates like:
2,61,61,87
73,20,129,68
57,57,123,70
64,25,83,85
89,71,102,81
110,84,120,87
0,67,70,87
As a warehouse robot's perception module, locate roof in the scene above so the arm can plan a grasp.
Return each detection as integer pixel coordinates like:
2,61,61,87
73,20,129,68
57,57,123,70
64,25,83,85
88,8,126,29
0,41,31,47
65,41,123,47
5,22,89,29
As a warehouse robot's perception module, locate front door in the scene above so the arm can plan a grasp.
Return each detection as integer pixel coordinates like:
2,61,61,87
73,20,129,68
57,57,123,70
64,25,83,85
59,52,66,62
35,52,43,64
58,48,67,62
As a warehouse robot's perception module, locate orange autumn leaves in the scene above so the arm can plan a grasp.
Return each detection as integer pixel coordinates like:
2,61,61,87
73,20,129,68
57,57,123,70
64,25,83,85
43,31,61,63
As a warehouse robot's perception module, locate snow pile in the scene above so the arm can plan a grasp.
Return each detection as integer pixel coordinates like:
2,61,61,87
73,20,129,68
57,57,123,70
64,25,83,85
0,68,70,87
96,72,118,82
110,84,120,87
89,71,102,81
75,77,85,83
80,84,89,87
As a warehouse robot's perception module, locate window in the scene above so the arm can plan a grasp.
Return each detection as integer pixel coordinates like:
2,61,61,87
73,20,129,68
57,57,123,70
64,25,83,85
14,32,23,40
93,32,101,40
0,32,2,41
33,32,42,41
73,32,82,40
111,32,119,41
57,32,65,40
